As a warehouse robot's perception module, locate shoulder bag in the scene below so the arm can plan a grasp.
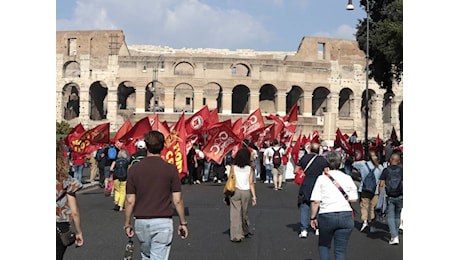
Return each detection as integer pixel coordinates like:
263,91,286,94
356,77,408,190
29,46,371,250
324,172,355,219
294,155,317,185
223,165,236,196
56,190,77,246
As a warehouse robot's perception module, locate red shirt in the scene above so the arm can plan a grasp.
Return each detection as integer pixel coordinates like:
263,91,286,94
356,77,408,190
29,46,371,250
71,153,84,165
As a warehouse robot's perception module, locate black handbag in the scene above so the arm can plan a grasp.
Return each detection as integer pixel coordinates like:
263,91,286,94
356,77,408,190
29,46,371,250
56,191,76,246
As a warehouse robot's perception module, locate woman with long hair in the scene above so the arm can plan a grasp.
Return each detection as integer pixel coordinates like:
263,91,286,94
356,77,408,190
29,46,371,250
228,147,257,242
56,140,84,259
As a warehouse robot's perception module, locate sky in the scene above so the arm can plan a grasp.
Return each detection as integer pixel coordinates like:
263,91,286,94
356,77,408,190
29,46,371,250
56,0,366,51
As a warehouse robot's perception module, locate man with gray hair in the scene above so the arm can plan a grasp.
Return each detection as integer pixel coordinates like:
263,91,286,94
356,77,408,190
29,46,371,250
294,142,328,238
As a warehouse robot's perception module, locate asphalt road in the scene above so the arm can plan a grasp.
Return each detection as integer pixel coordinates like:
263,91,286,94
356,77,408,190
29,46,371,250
64,167,403,260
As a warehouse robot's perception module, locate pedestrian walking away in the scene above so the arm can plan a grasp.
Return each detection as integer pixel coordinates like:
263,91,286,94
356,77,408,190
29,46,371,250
379,152,403,245
294,142,328,238
229,147,257,242
310,150,358,260
124,130,188,260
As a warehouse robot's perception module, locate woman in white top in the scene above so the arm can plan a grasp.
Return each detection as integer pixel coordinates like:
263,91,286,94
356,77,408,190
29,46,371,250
310,150,358,260
229,147,257,242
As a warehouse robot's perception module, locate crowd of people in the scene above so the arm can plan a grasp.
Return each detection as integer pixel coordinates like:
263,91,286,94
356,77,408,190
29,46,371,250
58,129,403,260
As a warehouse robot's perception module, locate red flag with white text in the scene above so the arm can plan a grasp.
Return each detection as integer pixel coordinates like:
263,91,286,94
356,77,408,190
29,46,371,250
185,105,210,137
162,113,188,179
240,108,265,139
202,125,242,164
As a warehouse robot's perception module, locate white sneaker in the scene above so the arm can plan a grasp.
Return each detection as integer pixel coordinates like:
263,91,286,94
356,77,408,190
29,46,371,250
218,180,222,184
315,229,319,235
299,230,308,238
389,236,399,245
196,180,201,184
360,221,368,232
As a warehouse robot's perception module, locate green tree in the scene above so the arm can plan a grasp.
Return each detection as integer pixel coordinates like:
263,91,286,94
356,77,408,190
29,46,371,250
355,0,403,94
56,121,72,135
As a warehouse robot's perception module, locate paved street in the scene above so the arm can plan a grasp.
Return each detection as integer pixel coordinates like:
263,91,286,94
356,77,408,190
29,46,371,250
64,167,403,260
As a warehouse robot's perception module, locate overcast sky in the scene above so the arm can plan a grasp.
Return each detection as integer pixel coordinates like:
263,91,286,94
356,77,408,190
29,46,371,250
56,0,366,51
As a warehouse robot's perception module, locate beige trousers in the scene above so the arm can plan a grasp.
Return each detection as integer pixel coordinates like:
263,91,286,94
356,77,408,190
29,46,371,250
230,188,251,240
360,191,378,222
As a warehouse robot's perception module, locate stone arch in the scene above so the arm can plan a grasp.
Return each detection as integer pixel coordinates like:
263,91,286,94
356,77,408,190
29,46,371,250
117,81,136,110
361,89,377,119
339,88,354,117
62,83,80,120
174,61,195,76
203,82,223,113
382,91,394,123
286,85,303,115
259,84,277,114
232,85,250,114
63,61,81,78
312,86,330,116
89,81,108,120
145,81,165,112
174,83,194,112
230,62,251,76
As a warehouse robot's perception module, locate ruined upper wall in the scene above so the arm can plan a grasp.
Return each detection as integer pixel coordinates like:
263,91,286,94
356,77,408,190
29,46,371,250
56,30,129,57
286,37,365,66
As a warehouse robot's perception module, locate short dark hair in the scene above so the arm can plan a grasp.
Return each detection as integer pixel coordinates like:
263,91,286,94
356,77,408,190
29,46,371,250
144,130,165,154
273,139,279,145
233,148,251,168
325,150,342,170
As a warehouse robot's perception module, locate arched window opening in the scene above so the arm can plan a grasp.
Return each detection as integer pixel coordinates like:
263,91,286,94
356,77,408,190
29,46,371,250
145,82,165,112
89,81,108,120
232,85,250,114
286,86,303,115
203,82,222,113
174,83,194,112
117,82,136,110
231,63,251,76
361,89,376,119
382,92,394,123
62,83,80,120
312,87,330,116
339,88,353,117
174,62,194,76
63,61,81,78
259,84,277,114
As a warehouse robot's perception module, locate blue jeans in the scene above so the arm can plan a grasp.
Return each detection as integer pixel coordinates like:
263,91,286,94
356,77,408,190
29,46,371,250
265,164,272,182
134,218,173,260
204,161,211,181
73,165,83,182
300,203,312,232
317,211,354,260
387,196,403,238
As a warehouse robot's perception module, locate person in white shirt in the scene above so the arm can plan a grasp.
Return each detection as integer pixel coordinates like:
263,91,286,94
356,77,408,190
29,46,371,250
310,150,358,260
268,139,286,190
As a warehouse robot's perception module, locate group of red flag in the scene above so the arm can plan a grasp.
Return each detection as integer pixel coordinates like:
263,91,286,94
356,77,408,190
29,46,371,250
63,104,398,179
64,105,301,179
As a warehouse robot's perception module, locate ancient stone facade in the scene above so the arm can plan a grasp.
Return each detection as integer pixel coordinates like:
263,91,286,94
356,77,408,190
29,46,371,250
56,30,403,142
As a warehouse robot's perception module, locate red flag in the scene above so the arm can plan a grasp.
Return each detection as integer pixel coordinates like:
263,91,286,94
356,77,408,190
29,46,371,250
64,123,85,147
283,103,298,123
312,130,320,144
70,123,110,155
302,134,310,146
391,127,398,142
232,118,243,137
149,115,170,137
206,119,232,143
251,123,275,147
185,105,210,137
265,114,285,141
202,125,241,164
113,119,133,142
120,117,152,141
123,138,138,156
336,128,353,156
291,132,302,164
240,108,265,139
376,133,380,147
352,142,365,161
208,109,219,126
162,113,188,179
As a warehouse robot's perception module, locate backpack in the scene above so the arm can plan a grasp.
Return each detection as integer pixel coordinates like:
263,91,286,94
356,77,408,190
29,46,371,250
362,163,377,193
113,158,129,181
95,148,103,161
385,166,403,197
130,155,145,166
108,146,117,160
272,148,282,168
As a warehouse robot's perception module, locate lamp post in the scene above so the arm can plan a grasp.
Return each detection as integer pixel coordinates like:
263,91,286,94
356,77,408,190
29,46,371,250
347,0,370,160
151,55,165,114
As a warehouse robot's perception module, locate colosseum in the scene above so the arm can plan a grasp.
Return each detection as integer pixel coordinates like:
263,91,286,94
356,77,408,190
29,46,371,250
56,30,402,143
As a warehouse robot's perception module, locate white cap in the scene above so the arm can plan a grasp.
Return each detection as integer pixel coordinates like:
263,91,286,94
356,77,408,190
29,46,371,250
137,140,146,149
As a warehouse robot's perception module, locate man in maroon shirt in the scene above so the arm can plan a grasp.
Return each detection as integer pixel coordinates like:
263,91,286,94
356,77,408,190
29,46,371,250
124,130,188,259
